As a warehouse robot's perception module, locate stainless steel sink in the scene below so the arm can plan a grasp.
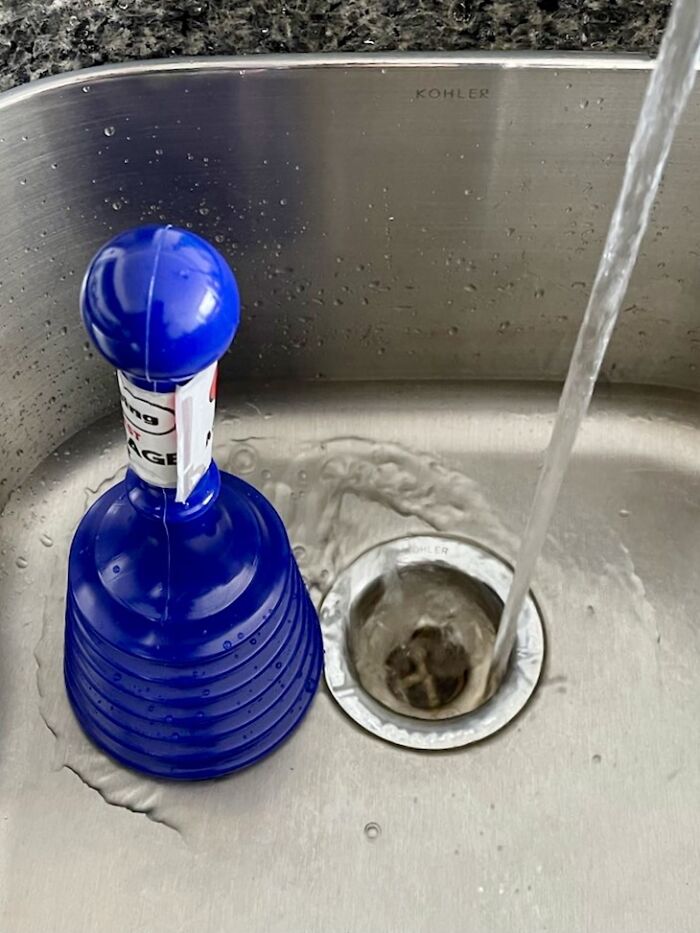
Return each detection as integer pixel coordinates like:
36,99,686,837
1,54,699,933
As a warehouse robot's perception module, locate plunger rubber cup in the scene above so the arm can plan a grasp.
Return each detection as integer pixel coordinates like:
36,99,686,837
64,226,323,779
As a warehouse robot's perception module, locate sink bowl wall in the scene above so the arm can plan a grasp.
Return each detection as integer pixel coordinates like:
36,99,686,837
0,53,698,499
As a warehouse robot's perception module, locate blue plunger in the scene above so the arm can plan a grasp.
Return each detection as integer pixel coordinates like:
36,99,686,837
64,225,323,779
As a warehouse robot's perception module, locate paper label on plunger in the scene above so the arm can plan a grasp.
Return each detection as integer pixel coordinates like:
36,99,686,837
118,372,178,488
175,362,217,503
118,364,217,498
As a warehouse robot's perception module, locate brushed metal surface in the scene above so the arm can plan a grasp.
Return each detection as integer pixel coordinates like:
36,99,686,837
1,55,700,933
0,54,699,501
2,382,700,933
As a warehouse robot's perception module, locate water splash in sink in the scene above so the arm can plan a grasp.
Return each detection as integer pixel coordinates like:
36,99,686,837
34,420,517,837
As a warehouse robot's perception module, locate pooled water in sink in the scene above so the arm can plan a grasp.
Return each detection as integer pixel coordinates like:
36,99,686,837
31,401,519,833
1,381,677,863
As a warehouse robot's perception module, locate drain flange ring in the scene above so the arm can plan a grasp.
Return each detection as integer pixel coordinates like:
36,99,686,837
320,535,545,750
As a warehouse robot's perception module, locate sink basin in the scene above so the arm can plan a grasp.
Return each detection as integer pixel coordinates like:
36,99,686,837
1,54,699,932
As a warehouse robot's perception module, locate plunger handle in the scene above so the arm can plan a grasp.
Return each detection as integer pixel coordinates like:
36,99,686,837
80,225,240,500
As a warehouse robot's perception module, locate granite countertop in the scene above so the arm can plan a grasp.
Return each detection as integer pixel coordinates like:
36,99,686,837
0,0,670,93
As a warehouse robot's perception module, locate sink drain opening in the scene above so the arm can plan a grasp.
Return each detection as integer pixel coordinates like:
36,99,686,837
349,563,502,720
321,535,544,750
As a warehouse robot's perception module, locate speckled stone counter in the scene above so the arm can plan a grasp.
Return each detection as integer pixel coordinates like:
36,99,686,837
0,0,670,93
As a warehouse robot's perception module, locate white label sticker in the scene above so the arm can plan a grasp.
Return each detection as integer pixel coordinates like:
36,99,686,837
118,364,217,499
175,362,217,503
118,372,178,488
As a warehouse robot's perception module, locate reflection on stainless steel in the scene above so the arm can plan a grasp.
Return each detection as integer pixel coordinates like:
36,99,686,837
1,54,699,503
1,54,700,933
321,535,544,747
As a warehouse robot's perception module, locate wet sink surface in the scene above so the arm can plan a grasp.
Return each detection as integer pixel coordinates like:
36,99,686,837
1,381,699,933
1,52,700,931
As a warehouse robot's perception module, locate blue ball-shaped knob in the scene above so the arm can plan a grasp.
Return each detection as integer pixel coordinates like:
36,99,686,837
81,225,240,382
